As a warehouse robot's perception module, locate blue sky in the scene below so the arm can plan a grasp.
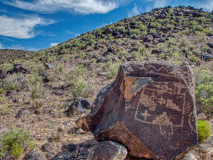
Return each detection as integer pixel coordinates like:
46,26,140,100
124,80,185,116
0,0,212,51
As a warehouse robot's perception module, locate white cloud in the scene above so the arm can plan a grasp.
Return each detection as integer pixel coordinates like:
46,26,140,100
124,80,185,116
50,43,59,47
145,0,170,11
153,0,170,8
198,0,213,11
128,3,141,17
4,0,123,14
0,15,55,39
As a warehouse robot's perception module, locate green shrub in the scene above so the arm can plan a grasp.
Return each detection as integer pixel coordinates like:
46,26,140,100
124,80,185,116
1,73,27,90
106,63,120,80
159,53,166,59
30,82,46,99
189,55,199,62
196,82,213,112
198,120,211,143
0,127,35,159
194,68,213,87
0,95,10,115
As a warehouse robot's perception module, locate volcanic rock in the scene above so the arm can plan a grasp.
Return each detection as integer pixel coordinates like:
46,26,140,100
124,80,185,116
0,69,7,79
77,61,197,160
13,64,31,74
23,151,45,160
67,97,92,115
88,141,128,160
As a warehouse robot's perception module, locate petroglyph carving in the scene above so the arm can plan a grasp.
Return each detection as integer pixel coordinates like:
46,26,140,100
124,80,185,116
166,99,181,111
80,62,197,160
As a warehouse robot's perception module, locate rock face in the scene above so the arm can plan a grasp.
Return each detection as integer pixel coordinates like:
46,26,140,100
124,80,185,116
80,61,198,160
88,141,128,160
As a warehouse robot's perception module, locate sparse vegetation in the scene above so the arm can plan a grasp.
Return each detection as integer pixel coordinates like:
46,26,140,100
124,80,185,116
0,127,35,159
198,120,211,143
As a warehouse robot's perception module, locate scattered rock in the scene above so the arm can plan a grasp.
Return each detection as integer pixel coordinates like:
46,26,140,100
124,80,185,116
67,97,92,115
15,109,30,119
41,72,53,83
62,142,77,153
88,141,127,160
0,69,7,79
183,152,198,160
23,151,45,160
13,63,31,74
79,62,198,160
41,143,54,152
44,62,54,69
46,152,55,160
197,112,207,120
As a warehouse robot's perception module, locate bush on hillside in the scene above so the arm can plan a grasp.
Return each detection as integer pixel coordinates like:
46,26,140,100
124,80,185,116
0,127,35,159
198,120,211,143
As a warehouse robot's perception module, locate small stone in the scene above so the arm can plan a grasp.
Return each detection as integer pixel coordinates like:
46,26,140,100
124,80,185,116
183,153,198,160
62,142,76,152
88,141,127,160
66,97,92,116
23,151,45,160
41,143,53,152
197,113,207,120
15,109,30,119
46,152,55,160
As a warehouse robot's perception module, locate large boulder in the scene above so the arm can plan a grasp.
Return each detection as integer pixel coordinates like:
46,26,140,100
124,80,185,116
77,61,198,160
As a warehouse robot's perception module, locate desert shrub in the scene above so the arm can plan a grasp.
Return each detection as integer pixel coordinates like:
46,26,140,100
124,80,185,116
106,63,121,80
194,68,213,87
47,55,57,62
159,53,166,59
189,55,199,62
180,38,189,47
64,65,93,98
0,95,10,115
132,51,138,59
54,62,65,74
198,120,211,143
32,99,44,109
150,28,156,34
195,25,204,32
195,68,213,112
62,54,73,63
131,29,140,35
23,61,45,73
0,62,13,71
196,82,213,112
30,81,46,99
143,51,151,60
1,73,27,90
169,52,184,65
0,127,35,159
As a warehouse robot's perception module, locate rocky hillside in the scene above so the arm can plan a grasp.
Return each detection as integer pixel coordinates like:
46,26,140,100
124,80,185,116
0,6,213,160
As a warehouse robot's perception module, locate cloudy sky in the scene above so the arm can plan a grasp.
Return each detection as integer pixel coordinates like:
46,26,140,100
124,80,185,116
0,0,212,51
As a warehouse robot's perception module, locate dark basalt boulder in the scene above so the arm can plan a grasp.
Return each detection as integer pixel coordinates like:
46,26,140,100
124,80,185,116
13,64,31,74
77,61,198,160
67,97,92,115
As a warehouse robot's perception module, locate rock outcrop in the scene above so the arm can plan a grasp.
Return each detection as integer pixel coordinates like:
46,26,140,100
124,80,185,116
77,61,198,160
